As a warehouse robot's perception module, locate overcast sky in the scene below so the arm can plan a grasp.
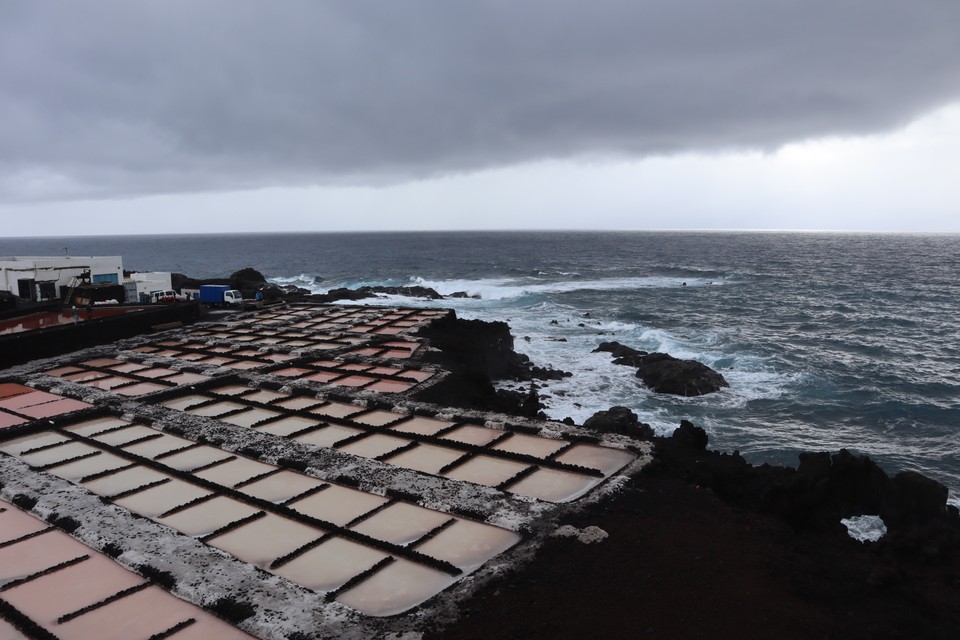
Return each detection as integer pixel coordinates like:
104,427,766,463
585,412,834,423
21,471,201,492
2,1,959,236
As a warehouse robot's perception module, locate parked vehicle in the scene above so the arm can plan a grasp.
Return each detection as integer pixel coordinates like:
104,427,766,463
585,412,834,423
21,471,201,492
149,290,180,304
199,284,243,306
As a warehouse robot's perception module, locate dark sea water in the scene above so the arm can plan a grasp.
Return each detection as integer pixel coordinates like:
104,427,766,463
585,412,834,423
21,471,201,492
3,231,959,500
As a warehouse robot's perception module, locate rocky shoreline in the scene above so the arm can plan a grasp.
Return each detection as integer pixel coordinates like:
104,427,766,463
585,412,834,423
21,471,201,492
416,314,960,639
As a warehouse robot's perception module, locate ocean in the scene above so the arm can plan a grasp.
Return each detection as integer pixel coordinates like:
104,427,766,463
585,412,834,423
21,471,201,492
3,231,959,499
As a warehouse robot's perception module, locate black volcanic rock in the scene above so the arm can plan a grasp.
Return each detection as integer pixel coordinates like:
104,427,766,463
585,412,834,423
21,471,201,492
316,285,444,302
583,406,654,439
594,341,728,396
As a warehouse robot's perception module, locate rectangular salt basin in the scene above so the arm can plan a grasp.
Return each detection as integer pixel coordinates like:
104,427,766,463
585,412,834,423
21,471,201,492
554,444,636,475
88,424,160,446
56,585,206,640
381,443,465,475
0,390,58,409
47,450,130,482
206,513,322,568
294,425,364,448
242,389,288,403
442,456,531,488
210,384,253,396
112,478,213,517
186,400,247,417
64,416,133,437
335,558,458,617
220,407,282,427
502,467,601,503
337,433,411,459
273,537,388,592
491,433,567,458
413,519,519,571
113,382,171,396
366,380,415,393
274,396,323,410
309,401,363,419
160,372,209,385
255,415,324,437
192,457,276,487
439,425,504,446
2,551,143,627
18,440,100,467
351,410,404,427
0,431,73,456
389,416,457,436
156,446,230,471
161,395,209,411
82,466,169,497
18,397,92,418
287,485,388,526
62,370,111,383
0,411,27,429
156,496,260,536
235,470,325,503
120,433,197,459
0,529,90,582
349,502,450,545
0,502,49,543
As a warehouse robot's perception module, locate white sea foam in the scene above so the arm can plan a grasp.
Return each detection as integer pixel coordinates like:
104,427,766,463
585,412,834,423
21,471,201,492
840,515,887,542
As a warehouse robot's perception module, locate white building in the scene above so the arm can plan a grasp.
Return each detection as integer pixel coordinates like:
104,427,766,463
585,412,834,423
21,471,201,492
124,272,174,303
0,256,124,302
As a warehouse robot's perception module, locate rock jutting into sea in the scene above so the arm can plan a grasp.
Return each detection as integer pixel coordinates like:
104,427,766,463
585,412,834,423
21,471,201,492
593,340,729,396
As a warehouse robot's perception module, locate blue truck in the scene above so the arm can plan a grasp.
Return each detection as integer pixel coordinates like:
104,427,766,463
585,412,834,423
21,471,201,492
198,284,243,306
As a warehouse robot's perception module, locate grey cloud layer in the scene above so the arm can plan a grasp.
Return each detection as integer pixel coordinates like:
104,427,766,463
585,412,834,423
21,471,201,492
2,0,959,200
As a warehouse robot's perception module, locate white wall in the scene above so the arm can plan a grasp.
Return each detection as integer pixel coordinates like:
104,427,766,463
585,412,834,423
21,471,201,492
0,256,124,300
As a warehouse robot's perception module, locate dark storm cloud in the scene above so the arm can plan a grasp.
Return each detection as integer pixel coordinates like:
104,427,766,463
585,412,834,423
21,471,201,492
1,0,959,200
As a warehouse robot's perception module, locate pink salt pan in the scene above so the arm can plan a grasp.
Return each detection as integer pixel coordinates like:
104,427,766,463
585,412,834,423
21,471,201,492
366,380,415,393
120,433,197,459
554,444,636,475
255,416,323,437
501,467,601,503
414,519,520,571
220,407,281,427
193,457,276,487
443,456,531,488
274,396,324,411
309,401,363,419
81,466,170,497
287,485,388,526
156,496,260,537
351,410,403,427
273,537,389,592
47,451,130,482
438,425,503,446
381,443,465,475
89,425,160,446
157,446,232,472
0,501,49,543
0,529,90,583
19,397,93,418
337,434,410,459
335,558,459,617
390,415,457,436
206,513,322,569
0,411,27,429
2,551,143,628
63,416,132,436
112,478,213,517
294,425,364,448
349,502,451,545
491,433,567,458
18,440,99,468
55,584,234,640
234,470,325,503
